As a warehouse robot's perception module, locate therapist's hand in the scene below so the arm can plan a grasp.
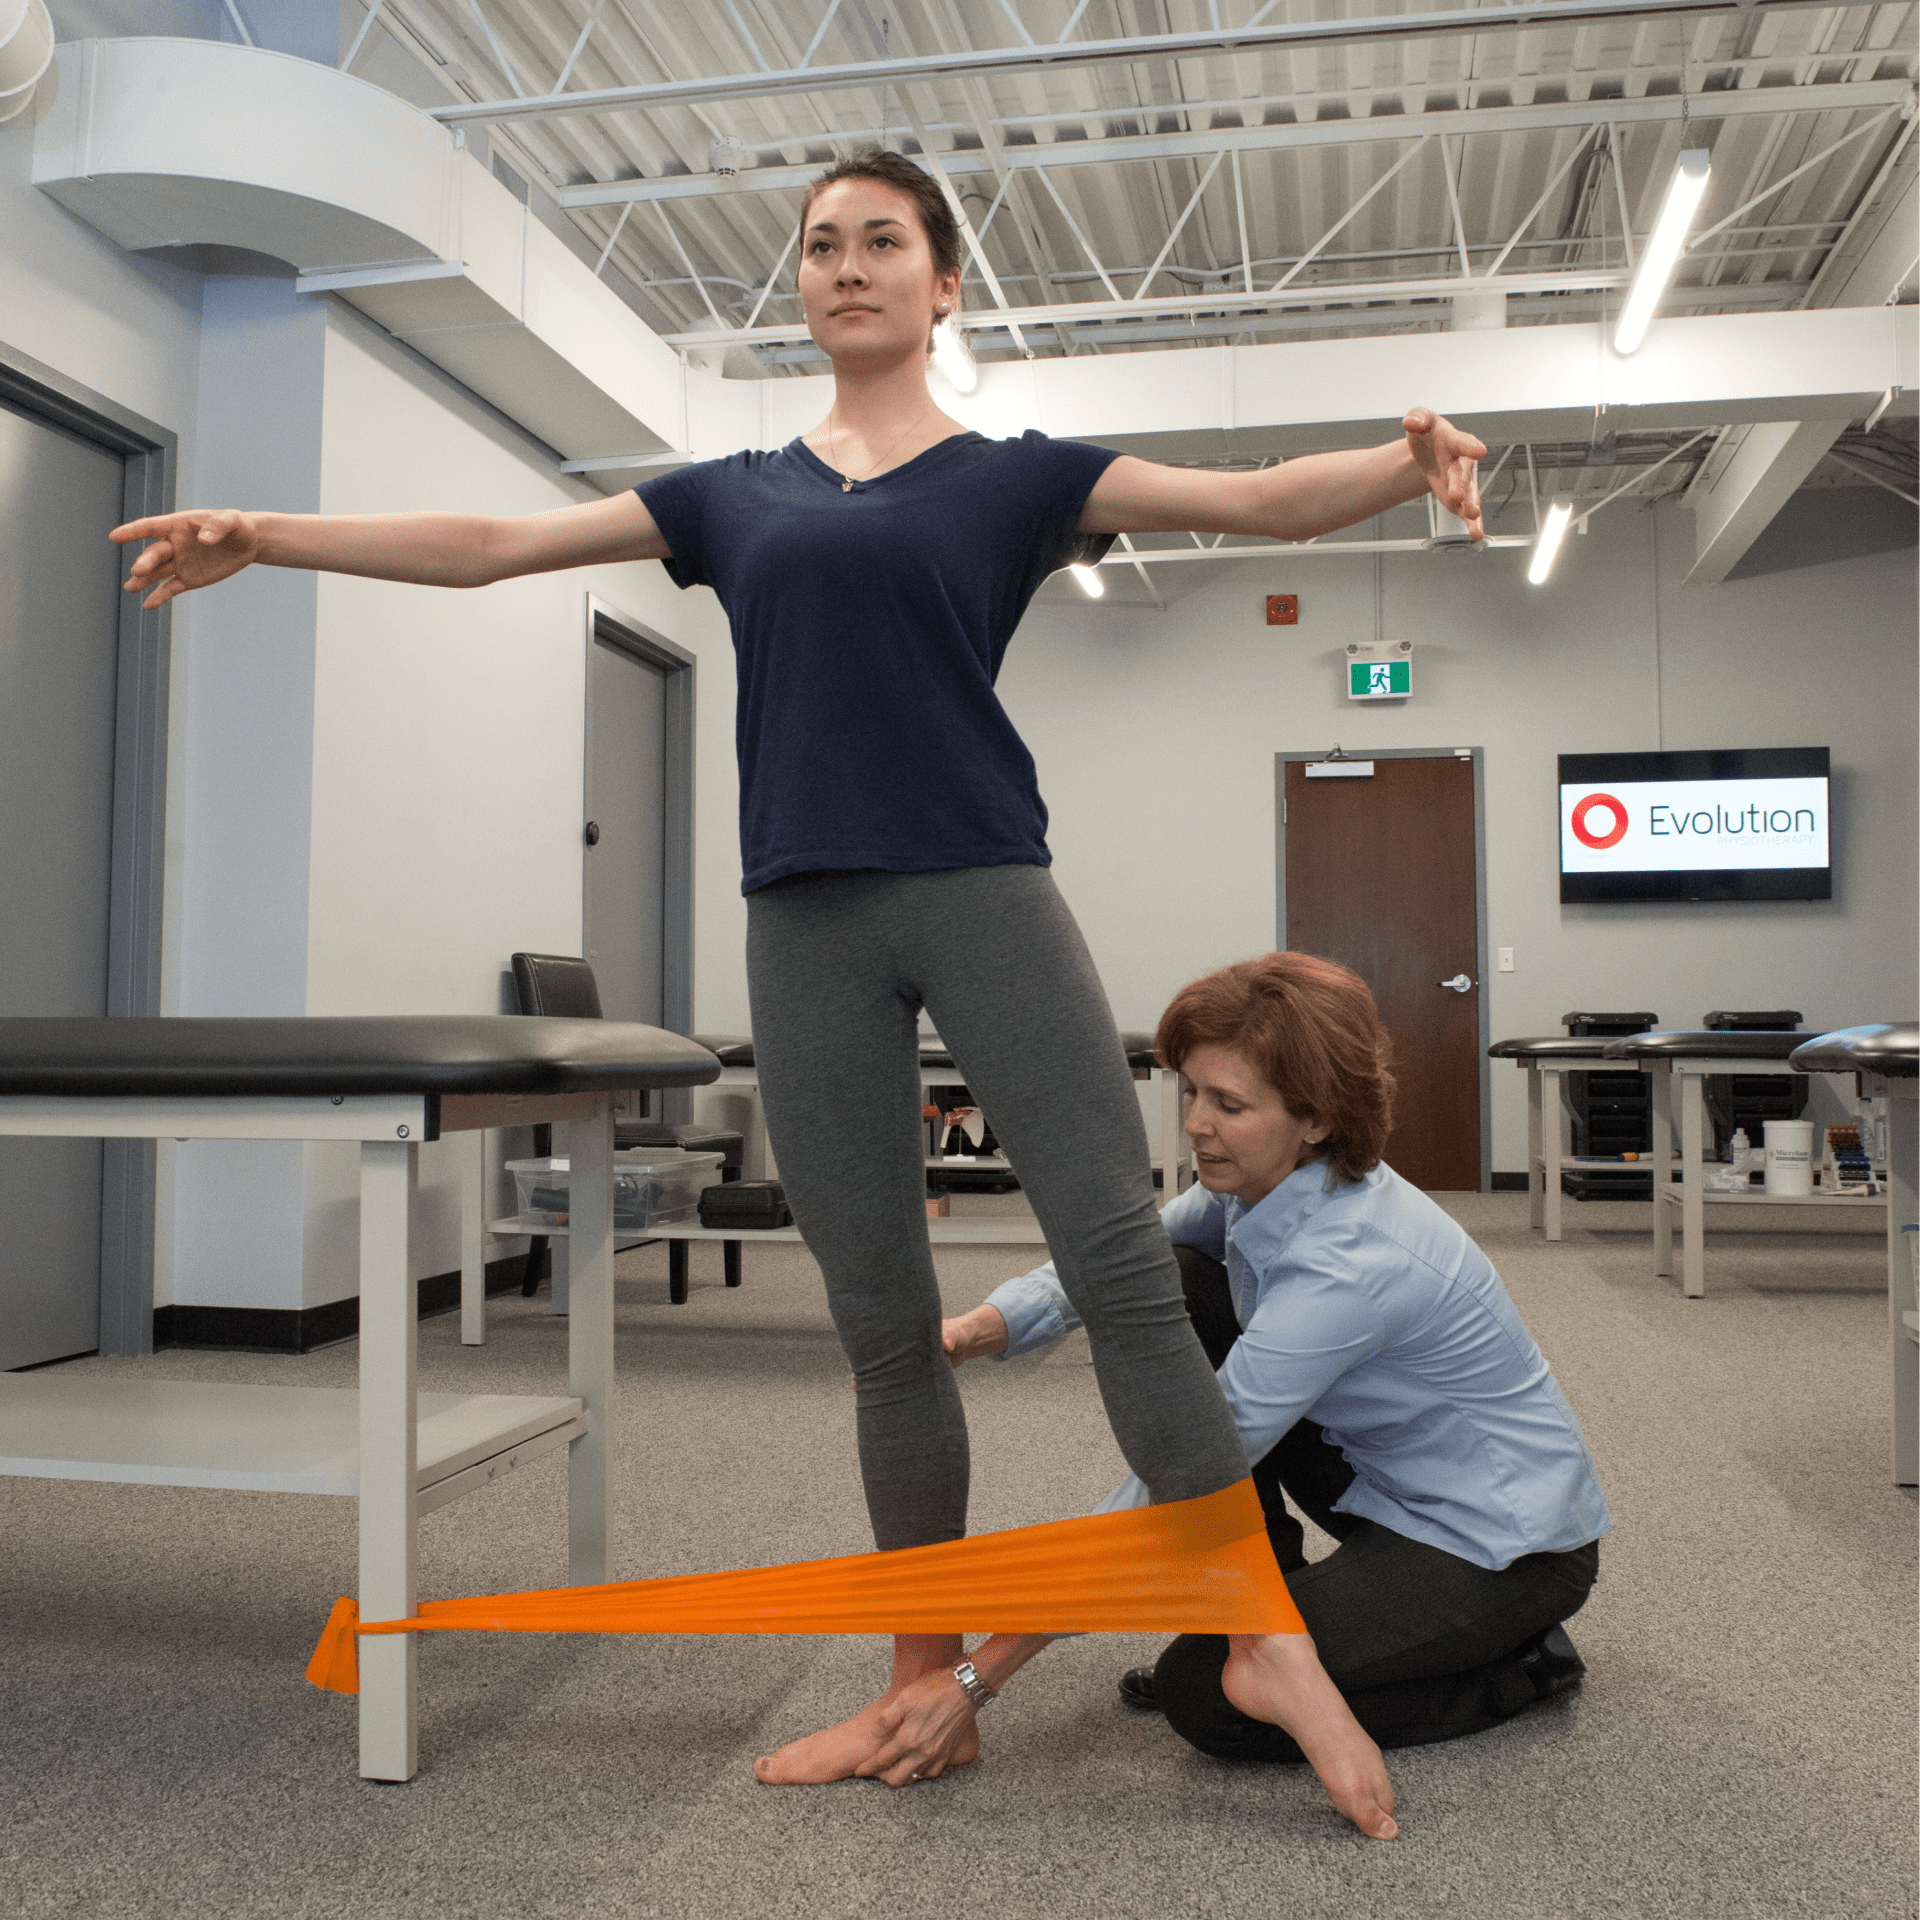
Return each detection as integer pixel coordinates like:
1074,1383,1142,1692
941,1304,1009,1368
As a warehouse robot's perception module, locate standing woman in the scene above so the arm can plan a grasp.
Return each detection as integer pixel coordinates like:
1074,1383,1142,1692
115,148,1483,1836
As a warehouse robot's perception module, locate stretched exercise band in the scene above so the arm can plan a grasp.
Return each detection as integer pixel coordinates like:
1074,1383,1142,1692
306,1476,1299,1694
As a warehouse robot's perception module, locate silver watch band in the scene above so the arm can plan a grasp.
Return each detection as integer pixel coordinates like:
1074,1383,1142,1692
952,1658,997,1709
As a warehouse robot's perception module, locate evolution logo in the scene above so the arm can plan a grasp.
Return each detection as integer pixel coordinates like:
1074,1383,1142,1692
1560,775,1829,875
1568,793,1628,849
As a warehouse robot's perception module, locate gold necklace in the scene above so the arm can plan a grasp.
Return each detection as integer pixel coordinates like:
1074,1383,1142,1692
827,404,934,494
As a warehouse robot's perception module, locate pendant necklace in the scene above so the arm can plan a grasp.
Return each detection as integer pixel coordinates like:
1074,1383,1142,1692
828,403,934,494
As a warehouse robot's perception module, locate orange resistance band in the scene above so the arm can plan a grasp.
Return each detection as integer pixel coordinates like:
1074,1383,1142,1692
306,1476,1302,1695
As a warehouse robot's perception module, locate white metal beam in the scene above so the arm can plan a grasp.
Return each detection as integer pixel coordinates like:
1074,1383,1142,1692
1682,418,1850,583
1681,121,1917,583
437,0,1846,129
555,79,1912,209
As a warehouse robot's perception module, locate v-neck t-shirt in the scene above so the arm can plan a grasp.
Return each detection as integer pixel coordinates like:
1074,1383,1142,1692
636,430,1120,893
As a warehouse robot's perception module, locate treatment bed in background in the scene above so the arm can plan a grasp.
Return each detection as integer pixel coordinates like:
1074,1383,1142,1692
0,1016,717,1782
1600,1028,1886,1298
1787,1024,1918,1487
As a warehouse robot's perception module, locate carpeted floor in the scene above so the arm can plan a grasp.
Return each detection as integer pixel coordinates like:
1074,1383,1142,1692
2,1192,1913,1919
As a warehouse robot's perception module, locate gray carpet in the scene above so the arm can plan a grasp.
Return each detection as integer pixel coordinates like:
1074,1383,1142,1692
3,1193,1913,1919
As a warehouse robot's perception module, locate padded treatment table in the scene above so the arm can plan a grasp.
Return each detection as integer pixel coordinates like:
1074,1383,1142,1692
1488,1036,1674,1241
1600,1029,1885,1298
1788,1025,1918,1486
0,1015,717,1782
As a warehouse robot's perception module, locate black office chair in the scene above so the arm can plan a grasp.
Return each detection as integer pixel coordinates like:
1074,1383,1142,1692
509,952,743,1304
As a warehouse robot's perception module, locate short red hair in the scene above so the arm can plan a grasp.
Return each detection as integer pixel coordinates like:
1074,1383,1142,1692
1155,951,1396,1183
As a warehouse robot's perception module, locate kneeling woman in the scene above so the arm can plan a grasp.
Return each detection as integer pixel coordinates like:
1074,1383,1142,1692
945,950,1610,1763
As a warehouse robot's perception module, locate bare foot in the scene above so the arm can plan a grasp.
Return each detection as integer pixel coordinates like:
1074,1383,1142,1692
1222,1634,1399,1840
753,1692,981,1785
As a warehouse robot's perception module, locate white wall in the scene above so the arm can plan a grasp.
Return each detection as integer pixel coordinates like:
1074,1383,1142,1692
995,497,1916,1173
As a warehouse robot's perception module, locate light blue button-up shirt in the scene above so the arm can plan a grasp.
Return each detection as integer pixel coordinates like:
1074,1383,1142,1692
986,1160,1612,1571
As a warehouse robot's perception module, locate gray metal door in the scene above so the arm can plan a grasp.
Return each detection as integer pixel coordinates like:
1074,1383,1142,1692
0,403,123,1368
585,635,668,1028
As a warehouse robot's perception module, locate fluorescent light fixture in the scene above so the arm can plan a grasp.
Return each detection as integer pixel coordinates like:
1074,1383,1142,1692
1068,562,1105,598
931,315,977,394
1527,497,1574,585
1614,149,1711,356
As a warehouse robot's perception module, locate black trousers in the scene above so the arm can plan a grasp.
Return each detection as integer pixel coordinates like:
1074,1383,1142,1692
1153,1245,1601,1763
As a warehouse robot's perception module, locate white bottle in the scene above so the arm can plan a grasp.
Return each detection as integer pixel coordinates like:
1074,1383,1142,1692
1729,1128,1752,1176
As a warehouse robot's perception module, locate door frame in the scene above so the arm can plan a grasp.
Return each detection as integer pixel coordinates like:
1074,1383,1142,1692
1275,745,1493,1192
0,338,176,1355
583,597,696,1108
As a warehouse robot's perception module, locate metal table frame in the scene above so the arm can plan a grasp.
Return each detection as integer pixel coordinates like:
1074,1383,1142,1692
1617,1050,1884,1299
0,1084,625,1783
1784,1027,1918,1487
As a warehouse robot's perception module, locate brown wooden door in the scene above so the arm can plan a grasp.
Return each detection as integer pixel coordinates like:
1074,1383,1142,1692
1283,756,1481,1190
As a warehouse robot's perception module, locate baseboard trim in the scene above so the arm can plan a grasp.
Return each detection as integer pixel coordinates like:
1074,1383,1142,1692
1490,1171,1531,1193
154,1254,545,1356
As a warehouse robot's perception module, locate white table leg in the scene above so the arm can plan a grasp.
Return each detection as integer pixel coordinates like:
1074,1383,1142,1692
358,1137,419,1783
1158,1068,1187,1201
1680,1068,1706,1298
1526,1063,1544,1232
566,1099,614,1586
1651,1061,1674,1279
460,1129,487,1347
1543,1067,1567,1242
1886,1082,1917,1487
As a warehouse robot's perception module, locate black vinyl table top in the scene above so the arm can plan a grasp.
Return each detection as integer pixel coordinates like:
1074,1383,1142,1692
697,1031,1163,1073
1487,1035,1622,1061
0,1017,720,1100
1788,1023,1919,1079
1600,1029,1808,1062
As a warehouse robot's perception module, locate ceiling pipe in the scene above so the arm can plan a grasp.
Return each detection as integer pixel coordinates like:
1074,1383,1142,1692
0,0,53,124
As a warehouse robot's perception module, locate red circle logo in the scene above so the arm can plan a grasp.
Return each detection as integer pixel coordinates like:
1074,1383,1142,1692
1570,792,1628,849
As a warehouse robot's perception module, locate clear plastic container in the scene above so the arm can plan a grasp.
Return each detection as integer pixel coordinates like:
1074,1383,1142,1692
505,1149,724,1231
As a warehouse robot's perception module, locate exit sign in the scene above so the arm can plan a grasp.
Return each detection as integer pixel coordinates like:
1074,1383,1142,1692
1349,658,1411,700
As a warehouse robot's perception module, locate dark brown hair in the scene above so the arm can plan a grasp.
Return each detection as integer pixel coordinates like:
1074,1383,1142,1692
1154,951,1396,1183
799,149,962,338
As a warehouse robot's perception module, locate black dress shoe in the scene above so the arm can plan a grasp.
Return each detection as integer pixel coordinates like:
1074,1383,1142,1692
1118,1666,1160,1711
1515,1624,1587,1701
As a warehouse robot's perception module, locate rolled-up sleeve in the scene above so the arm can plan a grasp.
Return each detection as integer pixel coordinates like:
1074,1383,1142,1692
982,1262,1080,1357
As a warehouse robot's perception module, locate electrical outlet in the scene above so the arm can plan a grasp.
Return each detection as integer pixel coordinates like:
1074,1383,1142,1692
1497,947,1515,972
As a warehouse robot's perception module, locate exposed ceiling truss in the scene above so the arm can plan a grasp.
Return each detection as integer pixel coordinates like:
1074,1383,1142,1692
335,0,1916,539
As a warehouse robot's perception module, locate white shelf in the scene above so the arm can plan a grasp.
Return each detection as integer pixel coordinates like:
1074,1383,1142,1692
493,1213,1047,1246
1658,1186,1886,1208
0,1376,582,1513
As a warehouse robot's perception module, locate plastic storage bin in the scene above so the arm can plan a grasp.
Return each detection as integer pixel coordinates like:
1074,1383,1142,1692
506,1149,724,1231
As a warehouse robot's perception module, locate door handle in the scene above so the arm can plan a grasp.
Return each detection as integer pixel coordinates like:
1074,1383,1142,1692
584,821,601,846
1437,973,1474,993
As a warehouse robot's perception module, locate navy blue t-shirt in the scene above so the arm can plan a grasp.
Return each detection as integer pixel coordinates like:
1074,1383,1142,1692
637,430,1120,893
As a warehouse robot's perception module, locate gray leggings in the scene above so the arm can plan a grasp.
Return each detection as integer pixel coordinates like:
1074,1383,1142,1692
745,864,1248,1551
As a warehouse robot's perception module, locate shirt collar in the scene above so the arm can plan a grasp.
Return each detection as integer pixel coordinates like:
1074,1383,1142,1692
1225,1157,1344,1270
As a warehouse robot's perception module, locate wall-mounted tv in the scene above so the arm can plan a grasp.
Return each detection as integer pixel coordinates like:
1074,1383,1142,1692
1559,747,1831,903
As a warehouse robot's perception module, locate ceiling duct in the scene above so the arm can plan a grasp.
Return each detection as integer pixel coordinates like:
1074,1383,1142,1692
32,37,686,475
0,0,53,123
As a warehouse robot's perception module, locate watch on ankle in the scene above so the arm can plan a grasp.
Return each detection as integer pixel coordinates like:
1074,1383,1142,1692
952,1658,997,1709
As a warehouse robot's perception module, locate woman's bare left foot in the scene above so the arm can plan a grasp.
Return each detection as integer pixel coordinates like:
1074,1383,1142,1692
1222,1634,1398,1840
753,1695,980,1785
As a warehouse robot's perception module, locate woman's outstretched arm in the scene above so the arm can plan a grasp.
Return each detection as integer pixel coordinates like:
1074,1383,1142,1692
1079,406,1486,542
110,489,669,610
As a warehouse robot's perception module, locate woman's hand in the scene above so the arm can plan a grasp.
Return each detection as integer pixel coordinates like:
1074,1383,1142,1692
941,1304,1009,1368
851,1667,983,1787
1402,407,1487,539
112,508,262,610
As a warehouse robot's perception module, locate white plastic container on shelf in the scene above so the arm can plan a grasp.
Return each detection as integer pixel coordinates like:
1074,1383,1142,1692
506,1148,724,1231
1762,1119,1814,1197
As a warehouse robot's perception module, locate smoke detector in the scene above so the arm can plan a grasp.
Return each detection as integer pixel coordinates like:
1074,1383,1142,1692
708,137,751,177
